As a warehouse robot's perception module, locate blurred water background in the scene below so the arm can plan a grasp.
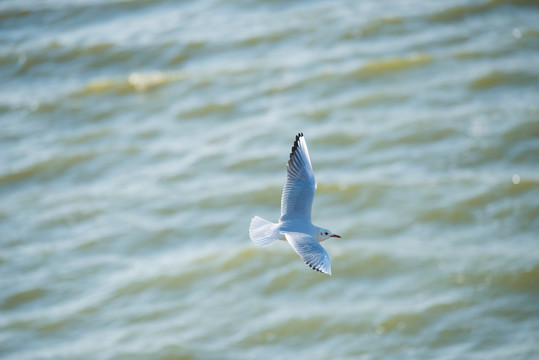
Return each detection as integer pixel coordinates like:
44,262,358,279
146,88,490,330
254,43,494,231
1,0,538,359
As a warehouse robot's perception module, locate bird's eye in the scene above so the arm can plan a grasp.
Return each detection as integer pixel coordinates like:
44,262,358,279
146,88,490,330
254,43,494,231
325,232,328,235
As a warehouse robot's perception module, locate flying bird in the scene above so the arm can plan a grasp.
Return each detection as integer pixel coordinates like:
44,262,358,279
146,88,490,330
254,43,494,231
249,133,340,275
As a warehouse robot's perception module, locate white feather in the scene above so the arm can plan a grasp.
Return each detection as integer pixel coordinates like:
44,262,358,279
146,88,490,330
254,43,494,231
284,232,332,275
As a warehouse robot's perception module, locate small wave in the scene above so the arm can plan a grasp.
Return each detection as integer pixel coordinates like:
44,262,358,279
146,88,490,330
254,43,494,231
454,50,484,59
166,41,205,66
241,315,328,345
36,204,104,230
127,71,185,91
366,122,456,152
317,181,395,212
354,53,432,77
503,119,539,143
376,300,471,336
436,261,539,297
49,40,114,60
428,0,499,23
101,245,274,302
452,46,513,60
13,40,116,76
302,106,331,121
72,71,186,97
0,152,97,184
0,288,48,310
347,93,409,109
489,263,539,293
193,183,282,211
62,128,112,145
416,176,537,225
239,28,290,47
225,155,278,170
178,101,236,120
339,250,438,278
345,17,404,38
312,131,361,146
263,70,336,95
264,55,429,96
72,78,131,96
0,100,58,116
416,205,474,224
469,70,537,89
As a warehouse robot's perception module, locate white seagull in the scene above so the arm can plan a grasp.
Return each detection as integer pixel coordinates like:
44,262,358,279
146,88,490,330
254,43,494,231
249,133,341,275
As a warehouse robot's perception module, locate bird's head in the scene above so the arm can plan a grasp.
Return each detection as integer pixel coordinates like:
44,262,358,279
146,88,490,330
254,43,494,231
316,227,341,242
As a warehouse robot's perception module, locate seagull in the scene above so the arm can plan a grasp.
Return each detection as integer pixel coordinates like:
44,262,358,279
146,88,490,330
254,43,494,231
249,133,341,275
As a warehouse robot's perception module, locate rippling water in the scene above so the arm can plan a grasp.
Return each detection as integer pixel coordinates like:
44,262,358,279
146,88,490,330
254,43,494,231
1,0,538,359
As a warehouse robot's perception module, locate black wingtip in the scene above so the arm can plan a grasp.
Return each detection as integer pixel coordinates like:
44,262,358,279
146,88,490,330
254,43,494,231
305,261,330,275
290,134,299,155
288,133,305,164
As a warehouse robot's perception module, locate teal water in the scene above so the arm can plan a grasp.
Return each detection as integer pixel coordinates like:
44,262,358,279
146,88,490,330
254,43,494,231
1,0,538,359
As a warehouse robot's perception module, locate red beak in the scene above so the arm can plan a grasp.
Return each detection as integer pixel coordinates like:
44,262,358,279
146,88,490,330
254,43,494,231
331,234,341,238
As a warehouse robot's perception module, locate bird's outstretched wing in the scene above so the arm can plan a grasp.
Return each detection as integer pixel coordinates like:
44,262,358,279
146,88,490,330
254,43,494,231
284,232,331,275
280,133,316,221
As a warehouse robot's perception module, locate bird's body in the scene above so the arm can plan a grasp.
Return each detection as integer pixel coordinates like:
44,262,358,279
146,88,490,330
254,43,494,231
249,133,340,275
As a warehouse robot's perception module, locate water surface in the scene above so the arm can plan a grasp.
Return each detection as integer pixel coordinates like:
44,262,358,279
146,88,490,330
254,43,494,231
1,0,538,359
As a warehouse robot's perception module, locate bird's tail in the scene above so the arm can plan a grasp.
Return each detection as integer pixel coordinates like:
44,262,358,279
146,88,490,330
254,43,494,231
249,216,279,247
